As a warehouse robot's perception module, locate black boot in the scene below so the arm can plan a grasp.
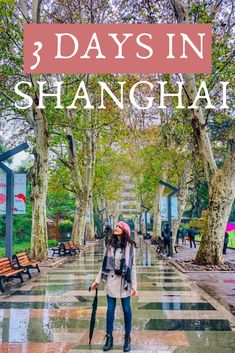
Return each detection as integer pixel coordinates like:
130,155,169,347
103,333,113,351
123,334,131,352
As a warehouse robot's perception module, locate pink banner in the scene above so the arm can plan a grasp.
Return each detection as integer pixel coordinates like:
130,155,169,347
24,24,211,74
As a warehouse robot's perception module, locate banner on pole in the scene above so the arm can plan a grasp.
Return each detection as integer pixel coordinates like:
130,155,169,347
0,174,27,215
161,197,178,220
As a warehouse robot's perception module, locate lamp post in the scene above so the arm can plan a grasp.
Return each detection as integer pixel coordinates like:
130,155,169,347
0,142,29,259
159,180,179,230
141,203,150,238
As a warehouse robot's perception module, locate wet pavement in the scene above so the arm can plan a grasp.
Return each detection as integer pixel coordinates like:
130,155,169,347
165,241,235,317
0,237,235,352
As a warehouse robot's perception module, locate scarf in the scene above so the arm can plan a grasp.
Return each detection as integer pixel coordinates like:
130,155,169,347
101,242,134,291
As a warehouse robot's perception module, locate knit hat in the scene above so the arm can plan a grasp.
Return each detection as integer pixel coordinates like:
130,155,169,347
117,221,131,237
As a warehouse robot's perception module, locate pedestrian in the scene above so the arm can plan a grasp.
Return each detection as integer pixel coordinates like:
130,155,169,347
176,228,180,244
223,232,229,254
188,226,196,248
181,226,188,245
162,223,172,258
91,221,137,352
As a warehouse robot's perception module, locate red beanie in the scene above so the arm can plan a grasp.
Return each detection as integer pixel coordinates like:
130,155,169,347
117,221,131,237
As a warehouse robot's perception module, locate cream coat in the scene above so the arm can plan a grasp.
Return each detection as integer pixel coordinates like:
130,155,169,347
95,246,137,298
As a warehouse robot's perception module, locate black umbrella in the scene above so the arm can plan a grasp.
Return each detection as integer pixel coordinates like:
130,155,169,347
88,286,98,345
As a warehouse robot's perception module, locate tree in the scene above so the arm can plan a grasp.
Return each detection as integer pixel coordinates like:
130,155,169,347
172,0,235,265
0,1,49,259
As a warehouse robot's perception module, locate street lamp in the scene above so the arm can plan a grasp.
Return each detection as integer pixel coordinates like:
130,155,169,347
141,203,150,238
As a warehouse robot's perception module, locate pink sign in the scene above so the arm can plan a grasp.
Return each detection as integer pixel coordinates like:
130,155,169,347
0,174,26,215
24,24,211,74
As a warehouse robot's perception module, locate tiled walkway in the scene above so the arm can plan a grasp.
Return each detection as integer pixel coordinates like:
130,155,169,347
0,237,235,352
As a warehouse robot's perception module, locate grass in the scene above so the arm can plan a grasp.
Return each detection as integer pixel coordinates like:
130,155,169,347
0,239,59,257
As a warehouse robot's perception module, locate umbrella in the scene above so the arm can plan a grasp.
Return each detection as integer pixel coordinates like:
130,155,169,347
88,286,98,345
226,223,235,232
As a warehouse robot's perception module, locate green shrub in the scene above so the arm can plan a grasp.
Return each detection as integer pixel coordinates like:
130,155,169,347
59,220,73,234
48,239,58,247
0,239,59,257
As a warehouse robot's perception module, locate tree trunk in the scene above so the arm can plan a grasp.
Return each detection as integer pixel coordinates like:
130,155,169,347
18,0,49,260
196,166,235,264
152,182,165,238
30,108,49,260
71,195,87,245
172,160,192,245
152,170,168,239
86,194,95,240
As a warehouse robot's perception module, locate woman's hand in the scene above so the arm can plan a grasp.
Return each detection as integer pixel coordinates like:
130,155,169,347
131,288,137,297
91,281,99,290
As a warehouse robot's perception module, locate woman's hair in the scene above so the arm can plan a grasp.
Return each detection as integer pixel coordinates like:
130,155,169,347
107,231,136,248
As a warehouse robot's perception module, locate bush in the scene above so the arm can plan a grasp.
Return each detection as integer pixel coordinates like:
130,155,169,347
48,239,58,247
59,220,73,234
0,239,59,257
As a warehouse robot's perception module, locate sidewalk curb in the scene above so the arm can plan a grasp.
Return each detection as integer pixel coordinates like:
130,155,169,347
170,260,235,274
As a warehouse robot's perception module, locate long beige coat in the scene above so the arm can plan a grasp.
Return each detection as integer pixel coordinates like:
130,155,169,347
95,246,137,298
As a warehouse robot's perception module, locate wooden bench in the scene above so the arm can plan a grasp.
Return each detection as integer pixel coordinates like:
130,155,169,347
0,257,24,292
14,252,40,279
68,241,80,253
64,242,76,256
51,243,65,257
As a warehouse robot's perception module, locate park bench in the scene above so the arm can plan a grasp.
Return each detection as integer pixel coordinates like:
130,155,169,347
14,252,40,279
68,240,80,253
64,241,76,256
0,257,24,292
51,242,65,257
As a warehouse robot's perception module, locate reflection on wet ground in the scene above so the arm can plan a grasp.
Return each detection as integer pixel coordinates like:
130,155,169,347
0,237,234,352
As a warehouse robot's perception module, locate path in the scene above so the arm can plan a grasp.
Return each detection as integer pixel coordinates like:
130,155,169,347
0,237,234,352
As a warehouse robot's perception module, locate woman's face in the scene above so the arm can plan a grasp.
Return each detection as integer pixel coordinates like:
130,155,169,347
113,224,123,236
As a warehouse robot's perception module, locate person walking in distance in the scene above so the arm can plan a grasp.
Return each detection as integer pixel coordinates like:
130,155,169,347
188,226,196,248
223,232,229,254
91,221,137,352
162,223,173,258
181,226,188,245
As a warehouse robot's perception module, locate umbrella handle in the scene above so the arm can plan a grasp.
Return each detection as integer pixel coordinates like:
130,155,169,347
89,286,98,296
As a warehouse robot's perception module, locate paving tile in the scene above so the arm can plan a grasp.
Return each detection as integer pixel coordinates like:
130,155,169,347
137,302,216,310
145,318,232,331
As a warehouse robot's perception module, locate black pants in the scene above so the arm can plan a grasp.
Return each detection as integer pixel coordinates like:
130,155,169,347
190,236,196,248
223,243,228,254
163,238,172,257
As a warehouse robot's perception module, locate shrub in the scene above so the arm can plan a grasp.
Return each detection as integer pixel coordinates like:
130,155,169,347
59,220,73,234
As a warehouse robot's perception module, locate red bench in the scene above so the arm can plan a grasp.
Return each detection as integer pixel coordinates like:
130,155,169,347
0,257,24,292
68,240,80,253
14,252,40,279
51,243,65,256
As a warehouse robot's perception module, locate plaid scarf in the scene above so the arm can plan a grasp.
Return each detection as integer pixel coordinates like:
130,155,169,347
101,242,134,291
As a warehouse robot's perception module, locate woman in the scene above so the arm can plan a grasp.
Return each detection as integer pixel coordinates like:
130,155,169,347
91,221,137,352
